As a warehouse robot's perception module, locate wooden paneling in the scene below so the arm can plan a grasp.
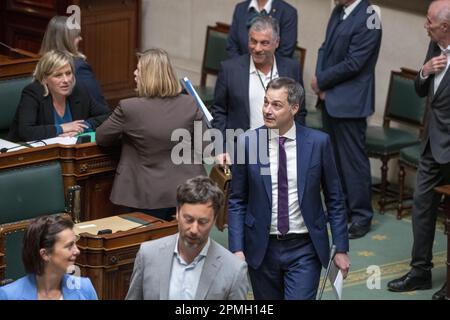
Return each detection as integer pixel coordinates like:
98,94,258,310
0,0,141,105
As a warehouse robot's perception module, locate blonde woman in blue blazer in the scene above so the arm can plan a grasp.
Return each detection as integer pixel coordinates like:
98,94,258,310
0,216,97,300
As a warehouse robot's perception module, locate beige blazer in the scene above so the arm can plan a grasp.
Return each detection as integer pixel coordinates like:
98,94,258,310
96,94,206,209
125,234,249,300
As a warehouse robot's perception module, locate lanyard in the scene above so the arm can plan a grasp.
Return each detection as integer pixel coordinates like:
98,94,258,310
256,63,274,91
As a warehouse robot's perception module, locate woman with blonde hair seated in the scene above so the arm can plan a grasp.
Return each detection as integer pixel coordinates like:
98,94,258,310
40,15,106,105
0,215,97,300
96,48,206,220
8,50,111,142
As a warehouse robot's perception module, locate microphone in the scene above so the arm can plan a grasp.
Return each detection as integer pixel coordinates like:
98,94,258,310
0,140,46,154
317,244,337,300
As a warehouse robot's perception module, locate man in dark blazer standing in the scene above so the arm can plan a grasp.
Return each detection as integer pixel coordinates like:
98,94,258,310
388,0,450,300
212,15,306,161
228,77,350,300
227,0,298,58
311,0,382,239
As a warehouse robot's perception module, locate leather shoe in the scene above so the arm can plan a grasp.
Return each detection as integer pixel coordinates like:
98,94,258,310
387,271,432,292
348,222,370,239
432,283,447,300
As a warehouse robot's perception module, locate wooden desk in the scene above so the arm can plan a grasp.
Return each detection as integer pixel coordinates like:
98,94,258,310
434,185,450,300
0,49,39,80
0,142,121,221
75,213,178,300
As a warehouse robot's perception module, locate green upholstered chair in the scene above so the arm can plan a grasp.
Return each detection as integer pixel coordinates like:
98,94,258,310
396,143,421,219
366,68,427,213
0,162,70,283
0,76,33,140
195,22,230,108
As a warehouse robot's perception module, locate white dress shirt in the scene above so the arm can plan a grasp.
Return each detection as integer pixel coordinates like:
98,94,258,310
168,235,210,300
248,0,273,13
342,0,362,20
249,57,279,129
269,123,308,235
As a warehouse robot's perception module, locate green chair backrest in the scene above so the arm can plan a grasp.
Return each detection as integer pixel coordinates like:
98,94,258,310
200,23,230,86
0,77,33,139
0,162,65,224
385,70,427,126
0,161,66,281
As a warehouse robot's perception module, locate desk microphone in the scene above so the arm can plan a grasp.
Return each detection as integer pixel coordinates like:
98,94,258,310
0,140,46,154
317,244,337,300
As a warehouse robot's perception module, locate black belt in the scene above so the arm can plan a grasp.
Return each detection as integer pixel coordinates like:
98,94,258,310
269,233,309,241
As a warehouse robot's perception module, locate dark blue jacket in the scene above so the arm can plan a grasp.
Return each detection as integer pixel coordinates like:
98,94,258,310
74,57,107,106
315,0,382,118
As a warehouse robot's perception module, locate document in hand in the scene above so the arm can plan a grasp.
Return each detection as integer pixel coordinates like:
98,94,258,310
328,261,344,300
181,77,214,128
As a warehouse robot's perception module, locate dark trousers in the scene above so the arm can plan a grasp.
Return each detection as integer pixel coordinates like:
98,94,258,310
322,107,373,225
411,142,450,275
125,207,176,221
248,234,322,300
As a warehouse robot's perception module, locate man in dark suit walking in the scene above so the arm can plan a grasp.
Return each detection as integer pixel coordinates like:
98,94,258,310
226,0,298,58
311,0,382,239
228,77,350,300
212,15,306,162
387,0,450,300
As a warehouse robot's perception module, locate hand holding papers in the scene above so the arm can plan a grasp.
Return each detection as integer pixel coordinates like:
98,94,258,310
181,77,214,128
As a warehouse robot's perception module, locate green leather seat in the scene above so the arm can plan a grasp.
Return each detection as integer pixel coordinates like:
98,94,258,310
366,68,427,213
366,126,419,155
0,77,33,140
399,143,421,167
0,162,66,281
195,23,230,108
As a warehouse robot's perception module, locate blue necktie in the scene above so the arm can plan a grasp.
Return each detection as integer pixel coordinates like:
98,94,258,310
278,137,289,235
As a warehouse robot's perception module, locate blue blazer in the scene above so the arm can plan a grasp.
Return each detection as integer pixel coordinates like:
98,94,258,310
228,124,349,269
0,274,98,300
226,0,298,58
74,57,107,106
211,54,306,139
315,0,382,118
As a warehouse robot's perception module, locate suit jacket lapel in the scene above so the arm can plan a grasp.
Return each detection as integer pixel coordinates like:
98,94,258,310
433,65,450,101
68,90,82,120
296,125,313,207
239,56,251,122
195,241,222,299
159,236,177,299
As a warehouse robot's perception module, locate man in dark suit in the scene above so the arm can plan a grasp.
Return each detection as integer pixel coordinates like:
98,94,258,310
228,77,350,300
311,0,382,239
227,0,297,58
387,0,450,300
212,15,306,161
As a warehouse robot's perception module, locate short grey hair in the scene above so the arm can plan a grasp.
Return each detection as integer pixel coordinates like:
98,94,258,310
266,77,305,108
249,16,280,42
435,2,450,24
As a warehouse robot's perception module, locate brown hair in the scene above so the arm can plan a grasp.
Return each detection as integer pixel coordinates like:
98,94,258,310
176,176,224,218
40,15,85,59
22,215,74,275
136,48,181,98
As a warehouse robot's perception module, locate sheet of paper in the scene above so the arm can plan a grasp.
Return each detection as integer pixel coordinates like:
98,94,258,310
39,136,78,146
0,138,27,153
328,262,344,300
74,216,144,235
182,77,214,122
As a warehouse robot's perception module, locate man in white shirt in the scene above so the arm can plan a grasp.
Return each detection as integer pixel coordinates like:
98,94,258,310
228,77,350,299
388,0,450,300
126,176,249,300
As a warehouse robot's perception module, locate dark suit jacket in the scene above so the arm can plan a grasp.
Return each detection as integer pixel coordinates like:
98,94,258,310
74,57,107,106
315,0,382,118
211,54,306,140
96,94,206,210
8,81,111,142
226,0,297,58
415,41,450,164
228,124,349,269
